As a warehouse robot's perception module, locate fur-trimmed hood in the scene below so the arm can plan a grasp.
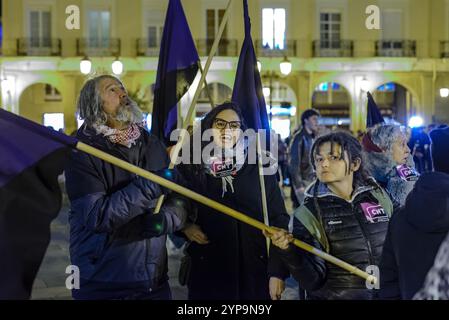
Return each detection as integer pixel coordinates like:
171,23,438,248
364,151,417,207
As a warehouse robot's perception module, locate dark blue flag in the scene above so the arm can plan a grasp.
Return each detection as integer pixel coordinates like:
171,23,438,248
151,0,200,146
231,0,270,132
367,91,385,128
0,109,77,299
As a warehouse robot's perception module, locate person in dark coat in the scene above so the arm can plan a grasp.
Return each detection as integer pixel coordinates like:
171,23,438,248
266,131,394,300
277,134,289,186
380,125,449,299
288,109,320,208
363,124,418,208
177,102,290,300
408,127,432,174
65,75,190,300
414,232,449,300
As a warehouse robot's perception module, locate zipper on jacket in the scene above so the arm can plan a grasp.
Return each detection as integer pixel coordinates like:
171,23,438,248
352,202,374,267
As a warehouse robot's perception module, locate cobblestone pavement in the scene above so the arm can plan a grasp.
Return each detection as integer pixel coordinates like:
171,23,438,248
31,186,299,300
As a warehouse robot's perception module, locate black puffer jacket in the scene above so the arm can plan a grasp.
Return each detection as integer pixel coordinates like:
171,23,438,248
276,180,393,300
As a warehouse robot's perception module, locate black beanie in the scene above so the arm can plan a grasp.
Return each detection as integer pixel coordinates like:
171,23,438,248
429,125,449,174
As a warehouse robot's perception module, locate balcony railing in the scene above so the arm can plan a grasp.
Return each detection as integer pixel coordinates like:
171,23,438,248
312,40,353,57
77,38,121,57
440,41,449,58
255,40,297,57
196,39,238,57
17,38,61,56
375,40,416,57
136,39,161,57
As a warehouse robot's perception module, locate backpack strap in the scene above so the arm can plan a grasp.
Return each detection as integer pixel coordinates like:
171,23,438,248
293,205,330,253
370,187,394,218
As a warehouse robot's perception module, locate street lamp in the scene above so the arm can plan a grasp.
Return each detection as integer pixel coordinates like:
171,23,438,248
279,56,292,76
440,88,449,98
360,77,370,92
112,58,124,75
80,57,92,75
263,57,291,126
409,115,424,128
263,86,271,97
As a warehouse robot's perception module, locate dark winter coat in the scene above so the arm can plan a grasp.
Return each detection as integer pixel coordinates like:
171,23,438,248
288,128,315,189
178,159,290,300
414,232,449,300
275,180,393,300
65,125,189,300
379,171,449,299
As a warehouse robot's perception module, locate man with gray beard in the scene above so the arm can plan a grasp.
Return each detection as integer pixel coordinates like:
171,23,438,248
65,75,190,300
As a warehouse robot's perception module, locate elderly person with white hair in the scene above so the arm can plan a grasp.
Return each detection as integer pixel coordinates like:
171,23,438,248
65,75,190,300
362,124,419,207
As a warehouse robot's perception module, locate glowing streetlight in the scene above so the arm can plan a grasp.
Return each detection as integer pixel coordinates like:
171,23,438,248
360,77,370,92
440,88,449,98
279,57,292,76
112,58,124,75
80,57,92,75
263,87,271,97
408,116,424,128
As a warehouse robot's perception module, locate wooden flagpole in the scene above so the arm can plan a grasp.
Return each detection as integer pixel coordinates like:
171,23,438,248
153,0,236,213
75,140,378,285
256,132,271,256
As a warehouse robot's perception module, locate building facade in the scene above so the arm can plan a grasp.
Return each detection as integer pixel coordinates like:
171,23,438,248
1,0,449,136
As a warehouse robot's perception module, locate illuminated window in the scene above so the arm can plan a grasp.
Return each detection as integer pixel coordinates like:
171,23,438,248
43,113,64,131
262,8,286,50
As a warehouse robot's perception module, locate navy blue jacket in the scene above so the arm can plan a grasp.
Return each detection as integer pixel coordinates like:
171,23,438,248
380,172,449,299
65,125,189,299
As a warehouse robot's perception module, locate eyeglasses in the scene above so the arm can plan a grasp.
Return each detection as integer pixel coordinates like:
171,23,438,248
213,118,242,130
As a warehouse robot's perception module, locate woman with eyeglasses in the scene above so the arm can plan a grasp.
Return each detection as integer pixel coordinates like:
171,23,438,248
176,102,290,300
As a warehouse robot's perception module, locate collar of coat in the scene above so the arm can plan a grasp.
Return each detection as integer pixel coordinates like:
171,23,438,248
304,179,376,203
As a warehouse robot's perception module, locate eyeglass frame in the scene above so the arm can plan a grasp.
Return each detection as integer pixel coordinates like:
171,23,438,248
212,117,242,130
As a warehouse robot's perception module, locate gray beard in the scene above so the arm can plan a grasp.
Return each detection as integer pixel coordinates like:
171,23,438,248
111,98,144,125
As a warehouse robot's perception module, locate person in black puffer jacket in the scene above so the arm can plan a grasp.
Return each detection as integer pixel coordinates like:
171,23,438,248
266,131,393,300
